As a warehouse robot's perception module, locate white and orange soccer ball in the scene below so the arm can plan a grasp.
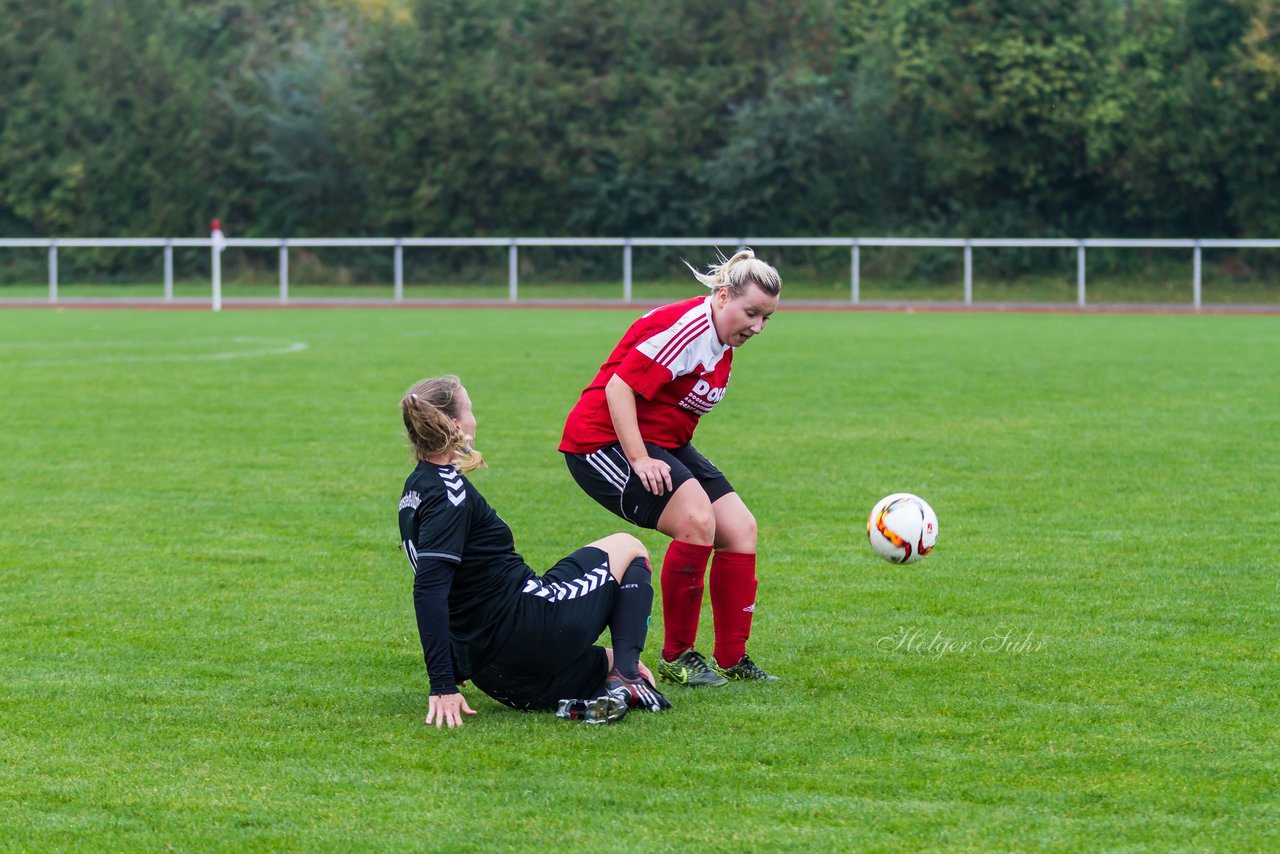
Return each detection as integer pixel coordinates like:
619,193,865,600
867,493,939,564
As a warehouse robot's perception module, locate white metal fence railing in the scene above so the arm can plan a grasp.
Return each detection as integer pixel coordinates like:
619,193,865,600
2,235,1278,311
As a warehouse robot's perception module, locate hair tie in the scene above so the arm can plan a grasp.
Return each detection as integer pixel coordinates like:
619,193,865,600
410,393,419,402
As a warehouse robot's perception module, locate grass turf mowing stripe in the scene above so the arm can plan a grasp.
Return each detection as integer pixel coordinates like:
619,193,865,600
1,308,1276,850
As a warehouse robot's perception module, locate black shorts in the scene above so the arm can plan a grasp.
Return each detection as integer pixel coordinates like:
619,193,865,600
563,442,735,530
468,546,617,712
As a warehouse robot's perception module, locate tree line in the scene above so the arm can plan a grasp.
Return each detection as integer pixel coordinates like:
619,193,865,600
3,0,1278,242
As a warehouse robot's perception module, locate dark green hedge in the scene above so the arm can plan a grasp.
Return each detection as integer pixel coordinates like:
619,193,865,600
3,0,1277,242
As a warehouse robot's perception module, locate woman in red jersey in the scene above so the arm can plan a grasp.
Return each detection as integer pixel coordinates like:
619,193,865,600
559,249,782,687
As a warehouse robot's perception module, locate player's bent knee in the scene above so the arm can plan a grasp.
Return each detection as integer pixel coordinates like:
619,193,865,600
587,532,648,581
712,495,757,552
613,532,647,562
715,527,756,553
730,508,757,538
606,532,647,558
658,484,716,544
678,505,716,544
716,513,756,551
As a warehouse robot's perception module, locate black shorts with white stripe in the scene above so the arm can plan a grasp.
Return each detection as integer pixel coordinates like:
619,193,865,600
468,546,617,711
562,442,735,530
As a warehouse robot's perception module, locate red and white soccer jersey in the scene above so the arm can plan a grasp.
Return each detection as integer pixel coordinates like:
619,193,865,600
560,296,734,453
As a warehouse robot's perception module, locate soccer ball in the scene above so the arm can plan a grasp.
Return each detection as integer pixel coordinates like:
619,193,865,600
867,493,939,564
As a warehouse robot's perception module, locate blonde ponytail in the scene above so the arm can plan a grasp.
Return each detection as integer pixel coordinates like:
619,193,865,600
684,248,781,298
400,375,485,472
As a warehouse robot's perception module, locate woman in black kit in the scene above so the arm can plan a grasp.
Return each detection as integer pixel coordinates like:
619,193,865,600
397,375,670,727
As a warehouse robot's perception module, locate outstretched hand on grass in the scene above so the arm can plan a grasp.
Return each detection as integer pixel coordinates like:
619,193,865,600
426,692,476,729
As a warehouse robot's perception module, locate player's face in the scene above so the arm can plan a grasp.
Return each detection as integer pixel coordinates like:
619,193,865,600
452,385,478,442
713,282,779,347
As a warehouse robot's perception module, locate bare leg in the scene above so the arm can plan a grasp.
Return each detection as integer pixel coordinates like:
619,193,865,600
711,492,757,553
655,479,716,545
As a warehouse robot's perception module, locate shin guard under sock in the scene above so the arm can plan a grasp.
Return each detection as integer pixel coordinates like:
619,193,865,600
709,551,758,668
659,541,713,661
609,556,653,680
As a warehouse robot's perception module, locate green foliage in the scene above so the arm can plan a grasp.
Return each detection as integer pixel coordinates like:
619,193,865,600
2,0,1278,245
1087,0,1232,234
1218,1,1280,234
1081,0,1280,236
0,0,316,237
243,14,371,234
839,0,1118,234
700,75,902,235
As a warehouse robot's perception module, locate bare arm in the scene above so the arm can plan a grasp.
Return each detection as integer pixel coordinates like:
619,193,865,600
605,374,673,495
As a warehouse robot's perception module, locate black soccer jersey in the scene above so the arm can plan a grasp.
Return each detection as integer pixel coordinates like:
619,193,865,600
398,462,534,693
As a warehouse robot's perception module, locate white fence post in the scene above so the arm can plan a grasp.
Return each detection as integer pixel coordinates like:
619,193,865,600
1077,241,1086,307
394,239,404,302
623,239,633,303
5,235,1273,309
1193,241,1202,309
508,240,518,302
963,240,973,305
211,222,224,313
163,239,174,302
48,241,57,303
279,240,289,303
211,247,221,311
851,240,860,304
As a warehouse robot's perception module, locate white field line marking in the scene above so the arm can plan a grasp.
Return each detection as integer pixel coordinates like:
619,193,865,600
0,337,309,367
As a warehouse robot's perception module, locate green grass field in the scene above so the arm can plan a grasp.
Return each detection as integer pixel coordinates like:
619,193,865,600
1,305,1277,851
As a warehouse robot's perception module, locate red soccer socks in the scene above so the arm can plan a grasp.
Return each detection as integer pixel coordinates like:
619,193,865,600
659,541,712,661
709,550,757,669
